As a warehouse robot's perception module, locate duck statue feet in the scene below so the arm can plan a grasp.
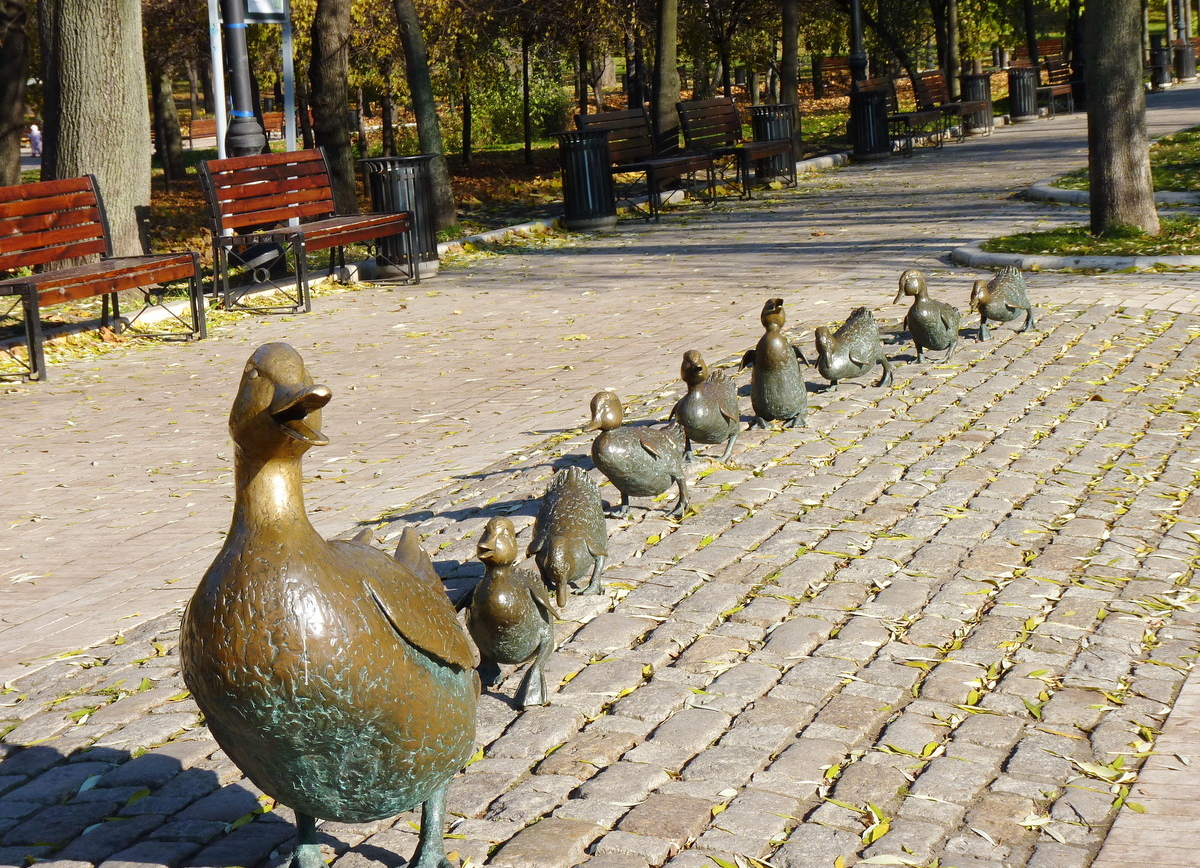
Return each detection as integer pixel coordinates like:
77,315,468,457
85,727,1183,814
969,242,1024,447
515,637,552,707
290,814,323,868
410,783,455,868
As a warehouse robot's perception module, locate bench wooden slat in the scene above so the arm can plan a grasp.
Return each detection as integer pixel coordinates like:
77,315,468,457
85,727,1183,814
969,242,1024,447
0,176,93,204
0,205,104,240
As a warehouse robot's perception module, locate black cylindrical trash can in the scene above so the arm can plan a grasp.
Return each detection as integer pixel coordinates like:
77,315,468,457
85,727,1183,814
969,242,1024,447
361,155,439,279
749,104,797,180
1007,66,1038,122
960,73,993,135
850,86,890,160
1175,42,1197,81
555,130,618,232
1151,36,1174,89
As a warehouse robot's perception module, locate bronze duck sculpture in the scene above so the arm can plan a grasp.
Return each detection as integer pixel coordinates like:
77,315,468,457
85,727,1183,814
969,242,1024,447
586,390,689,518
970,266,1036,340
527,467,608,606
671,350,740,462
180,343,477,868
467,517,557,708
739,297,808,428
815,307,894,390
895,270,962,362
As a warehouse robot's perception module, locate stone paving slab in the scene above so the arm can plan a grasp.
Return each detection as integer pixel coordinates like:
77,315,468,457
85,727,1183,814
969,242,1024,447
2,85,1200,868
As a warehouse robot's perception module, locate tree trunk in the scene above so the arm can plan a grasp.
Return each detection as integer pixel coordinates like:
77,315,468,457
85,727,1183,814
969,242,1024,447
149,66,186,184
392,0,456,230
947,0,961,97
522,33,532,165
186,59,199,124
296,74,315,149
0,0,28,187
200,52,215,115
381,90,396,156
309,0,357,214
461,65,473,167
355,84,368,156
1086,0,1159,234
651,0,681,154
718,35,733,96
39,0,151,256
930,0,948,75
780,0,799,118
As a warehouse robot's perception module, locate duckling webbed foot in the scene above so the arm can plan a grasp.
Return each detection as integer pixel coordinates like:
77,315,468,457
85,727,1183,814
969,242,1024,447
409,783,455,868
290,813,323,868
478,659,503,688
785,412,805,428
516,630,553,708
666,477,690,518
582,556,606,595
877,357,894,388
1019,308,1037,332
607,494,632,518
978,319,992,341
748,416,768,429
719,432,738,463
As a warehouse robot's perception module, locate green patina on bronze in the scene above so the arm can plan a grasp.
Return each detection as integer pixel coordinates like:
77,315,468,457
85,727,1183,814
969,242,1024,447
671,350,741,463
815,307,894,390
895,270,963,363
180,342,477,868
468,517,557,709
527,467,608,607
586,390,690,519
740,297,808,429
970,266,1037,341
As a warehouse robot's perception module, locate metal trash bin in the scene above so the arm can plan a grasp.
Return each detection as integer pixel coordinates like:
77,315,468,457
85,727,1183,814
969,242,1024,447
1007,65,1038,122
1175,41,1197,81
361,154,438,279
1151,36,1174,89
960,72,993,135
555,130,618,232
849,85,890,160
749,104,797,179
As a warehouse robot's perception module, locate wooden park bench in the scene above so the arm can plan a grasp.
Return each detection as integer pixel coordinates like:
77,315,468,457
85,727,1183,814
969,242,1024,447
676,97,797,197
187,117,218,148
575,107,714,221
0,175,205,381
913,69,991,141
1012,37,1067,66
812,55,854,99
1036,60,1075,117
861,77,942,156
198,147,417,313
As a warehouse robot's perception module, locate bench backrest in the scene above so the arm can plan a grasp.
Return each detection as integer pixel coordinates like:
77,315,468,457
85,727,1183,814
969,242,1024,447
1042,60,1072,85
198,148,337,234
575,108,657,166
0,176,110,273
813,56,854,97
677,97,743,151
860,77,901,113
913,70,951,109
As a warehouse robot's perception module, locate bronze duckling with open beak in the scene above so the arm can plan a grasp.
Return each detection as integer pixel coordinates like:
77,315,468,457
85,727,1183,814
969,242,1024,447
467,516,557,708
586,390,690,518
527,466,608,606
180,343,477,868
895,270,962,362
815,307,894,390
970,266,1036,340
739,297,808,428
671,350,740,462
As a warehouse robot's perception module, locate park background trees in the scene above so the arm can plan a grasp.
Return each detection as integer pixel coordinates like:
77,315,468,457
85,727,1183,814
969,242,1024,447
0,0,1174,239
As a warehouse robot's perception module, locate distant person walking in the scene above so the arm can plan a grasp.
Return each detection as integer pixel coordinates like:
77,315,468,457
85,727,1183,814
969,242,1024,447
29,124,42,157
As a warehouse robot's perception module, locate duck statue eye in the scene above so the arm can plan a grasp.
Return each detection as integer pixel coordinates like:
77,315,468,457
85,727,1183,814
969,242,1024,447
245,366,259,380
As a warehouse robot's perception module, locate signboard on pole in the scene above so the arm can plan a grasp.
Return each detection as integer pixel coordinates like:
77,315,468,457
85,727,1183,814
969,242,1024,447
245,0,288,23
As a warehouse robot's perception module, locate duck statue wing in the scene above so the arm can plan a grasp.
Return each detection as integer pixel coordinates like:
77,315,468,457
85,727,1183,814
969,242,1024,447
334,535,475,670
524,571,560,620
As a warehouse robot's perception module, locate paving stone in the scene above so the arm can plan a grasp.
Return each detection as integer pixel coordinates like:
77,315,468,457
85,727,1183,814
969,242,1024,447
487,816,603,868
174,781,264,823
148,819,227,844
186,816,295,867
489,706,586,761
554,659,647,718
594,830,677,865
612,682,696,725
772,824,862,868
54,813,166,863
485,773,577,824
0,760,113,806
581,854,651,868
536,729,638,781
2,800,113,846
617,793,715,844
750,737,847,799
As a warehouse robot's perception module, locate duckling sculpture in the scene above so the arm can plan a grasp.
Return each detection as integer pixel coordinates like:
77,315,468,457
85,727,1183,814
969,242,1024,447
815,307,894,390
671,350,740,462
467,517,558,708
527,467,608,606
970,266,1036,340
586,390,689,518
739,297,808,428
895,270,962,362
180,343,477,868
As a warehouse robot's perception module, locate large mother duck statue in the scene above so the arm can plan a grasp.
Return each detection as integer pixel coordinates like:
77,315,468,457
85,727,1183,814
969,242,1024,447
181,343,477,868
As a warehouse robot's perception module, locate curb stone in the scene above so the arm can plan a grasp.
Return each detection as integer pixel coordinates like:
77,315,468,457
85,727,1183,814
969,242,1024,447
949,241,1200,272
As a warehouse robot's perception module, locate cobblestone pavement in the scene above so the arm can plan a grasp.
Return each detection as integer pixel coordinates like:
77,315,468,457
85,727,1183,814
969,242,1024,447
2,85,1200,867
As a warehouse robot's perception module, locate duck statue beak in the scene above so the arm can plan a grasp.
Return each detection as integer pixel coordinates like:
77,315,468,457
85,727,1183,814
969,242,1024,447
892,287,905,304
271,384,332,447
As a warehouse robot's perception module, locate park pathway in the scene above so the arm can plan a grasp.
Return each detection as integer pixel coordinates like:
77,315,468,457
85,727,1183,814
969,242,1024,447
0,83,1199,867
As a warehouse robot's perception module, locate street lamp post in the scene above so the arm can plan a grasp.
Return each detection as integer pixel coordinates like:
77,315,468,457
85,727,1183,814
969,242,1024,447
847,0,888,158
220,0,266,156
